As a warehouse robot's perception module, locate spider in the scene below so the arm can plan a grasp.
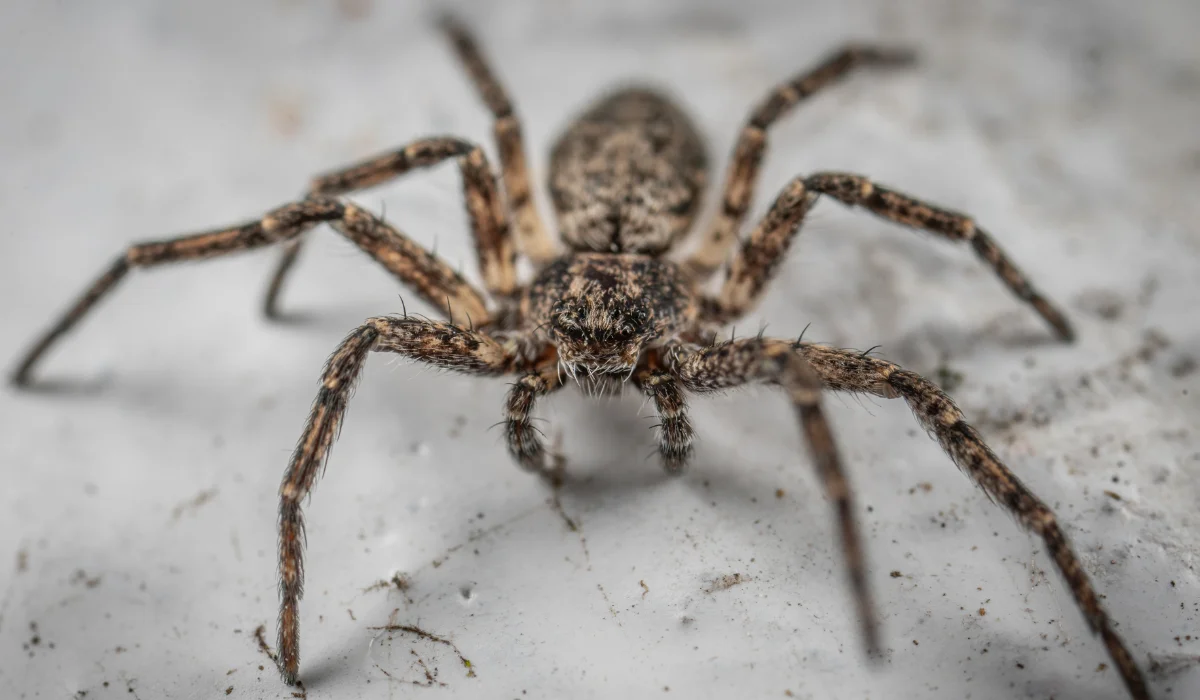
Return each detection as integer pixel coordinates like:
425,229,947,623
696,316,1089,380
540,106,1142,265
10,15,1151,700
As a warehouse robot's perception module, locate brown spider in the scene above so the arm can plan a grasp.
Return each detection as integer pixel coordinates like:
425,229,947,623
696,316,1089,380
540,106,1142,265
9,15,1151,700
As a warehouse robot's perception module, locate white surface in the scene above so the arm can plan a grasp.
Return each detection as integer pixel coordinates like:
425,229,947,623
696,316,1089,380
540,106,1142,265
2,1,1199,699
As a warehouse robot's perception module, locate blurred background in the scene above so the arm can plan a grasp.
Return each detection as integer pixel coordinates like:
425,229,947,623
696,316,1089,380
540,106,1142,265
1,1,1197,698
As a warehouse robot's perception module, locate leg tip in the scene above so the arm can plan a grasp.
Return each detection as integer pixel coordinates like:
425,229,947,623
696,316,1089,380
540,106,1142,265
8,365,33,389
861,46,918,68
1054,319,1077,344
660,450,691,476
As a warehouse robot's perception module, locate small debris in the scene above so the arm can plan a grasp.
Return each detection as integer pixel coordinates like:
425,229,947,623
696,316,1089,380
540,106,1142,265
225,687,233,695
368,621,477,678
640,580,650,598
170,488,219,521
774,488,785,499
69,569,102,588
978,607,987,616
16,548,28,573
705,573,749,593
890,571,902,578
337,0,373,20
253,625,279,664
1103,490,1122,501
934,363,964,392
1097,663,1108,672
1169,356,1196,378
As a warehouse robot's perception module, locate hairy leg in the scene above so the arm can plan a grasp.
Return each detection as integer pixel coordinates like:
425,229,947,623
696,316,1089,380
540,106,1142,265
264,136,517,316
703,174,1073,340
11,198,489,386
665,337,879,656
684,45,915,279
505,357,566,479
795,342,1148,700
440,15,558,264
634,356,695,473
279,316,516,684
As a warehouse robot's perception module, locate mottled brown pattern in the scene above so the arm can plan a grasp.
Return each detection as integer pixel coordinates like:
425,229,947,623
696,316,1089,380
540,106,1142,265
277,316,514,684
265,137,518,315
665,338,878,653
10,15,1150,700
521,253,697,383
803,172,1074,340
634,354,694,472
440,14,558,264
504,359,564,473
685,44,915,278
704,172,1074,340
794,342,1148,699
10,198,491,385
551,88,708,255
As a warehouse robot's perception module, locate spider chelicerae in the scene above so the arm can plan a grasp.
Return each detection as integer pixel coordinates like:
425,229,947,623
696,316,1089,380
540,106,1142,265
10,15,1152,700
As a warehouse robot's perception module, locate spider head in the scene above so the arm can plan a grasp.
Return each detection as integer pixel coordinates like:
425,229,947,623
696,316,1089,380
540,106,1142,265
549,294,653,379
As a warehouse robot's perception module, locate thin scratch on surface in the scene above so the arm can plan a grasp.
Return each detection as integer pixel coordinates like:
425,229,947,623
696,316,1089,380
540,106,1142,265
419,503,544,572
170,488,219,521
229,530,242,562
597,583,622,625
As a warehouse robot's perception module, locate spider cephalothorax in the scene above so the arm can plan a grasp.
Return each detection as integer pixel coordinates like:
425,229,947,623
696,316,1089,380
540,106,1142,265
527,253,696,384
9,14,1152,700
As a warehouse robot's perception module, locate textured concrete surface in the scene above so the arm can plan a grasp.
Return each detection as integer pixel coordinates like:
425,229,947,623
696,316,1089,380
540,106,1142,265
1,1,1198,699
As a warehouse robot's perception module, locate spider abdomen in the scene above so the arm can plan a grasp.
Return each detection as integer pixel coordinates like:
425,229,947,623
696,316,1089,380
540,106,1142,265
549,87,708,256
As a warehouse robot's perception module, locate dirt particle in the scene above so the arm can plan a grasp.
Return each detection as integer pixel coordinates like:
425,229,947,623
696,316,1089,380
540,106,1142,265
337,0,372,20
640,580,649,598
1097,662,1108,672
368,622,476,678
705,573,749,593
1103,490,1122,501
69,569,102,588
16,548,28,573
267,93,305,138
1170,356,1196,378
775,488,785,499
934,363,964,392
890,571,902,578
225,687,233,695
170,488,218,521
978,607,987,616
253,624,279,664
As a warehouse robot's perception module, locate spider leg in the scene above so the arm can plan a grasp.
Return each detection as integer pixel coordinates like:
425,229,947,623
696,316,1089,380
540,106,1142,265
440,15,558,264
264,137,517,317
684,45,915,279
701,174,1074,340
278,316,517,685
505,358,566,481
634,357,695,473
794,341,1150,700
664,337,880,656
10,198,489,386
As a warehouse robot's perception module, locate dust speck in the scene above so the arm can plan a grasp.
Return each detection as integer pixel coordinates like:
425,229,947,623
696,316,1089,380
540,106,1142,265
705,573,749,593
